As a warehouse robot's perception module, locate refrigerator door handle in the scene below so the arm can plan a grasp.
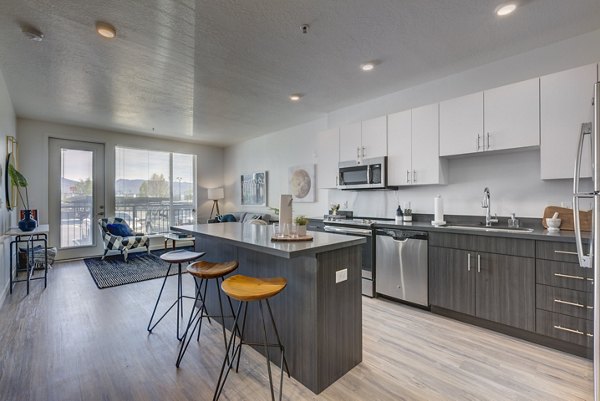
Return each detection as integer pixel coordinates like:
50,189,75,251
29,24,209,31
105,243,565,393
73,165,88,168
573,122,594,269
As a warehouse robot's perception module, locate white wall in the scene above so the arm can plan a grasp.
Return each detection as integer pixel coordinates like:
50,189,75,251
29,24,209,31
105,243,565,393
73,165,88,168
17,118,224,251
225,28,600,219
0,67,17,305
224,118,329,218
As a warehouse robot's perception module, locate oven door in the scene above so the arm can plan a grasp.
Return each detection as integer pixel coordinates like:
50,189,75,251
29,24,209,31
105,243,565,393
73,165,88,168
323,225,374,297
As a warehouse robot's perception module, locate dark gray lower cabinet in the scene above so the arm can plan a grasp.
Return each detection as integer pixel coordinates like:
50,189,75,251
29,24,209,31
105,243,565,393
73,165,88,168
429,245,535,331
429,247,475,315
475,252,535,331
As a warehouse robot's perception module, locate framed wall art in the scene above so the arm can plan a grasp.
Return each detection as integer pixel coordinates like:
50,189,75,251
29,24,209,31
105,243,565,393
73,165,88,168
288,163,315,203
240,171,267,206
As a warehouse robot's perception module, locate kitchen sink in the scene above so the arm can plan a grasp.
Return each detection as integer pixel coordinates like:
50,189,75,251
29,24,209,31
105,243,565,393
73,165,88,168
443,224,534,234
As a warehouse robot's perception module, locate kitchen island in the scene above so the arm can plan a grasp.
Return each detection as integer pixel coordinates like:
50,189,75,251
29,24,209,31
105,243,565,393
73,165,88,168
172,222,365,394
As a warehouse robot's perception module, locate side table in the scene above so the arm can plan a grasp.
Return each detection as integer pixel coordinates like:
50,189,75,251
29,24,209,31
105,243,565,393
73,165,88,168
163,232,196,249
7,224,50,295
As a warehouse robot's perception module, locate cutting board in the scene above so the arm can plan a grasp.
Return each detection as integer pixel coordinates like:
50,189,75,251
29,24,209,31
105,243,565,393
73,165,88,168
542,206,592,231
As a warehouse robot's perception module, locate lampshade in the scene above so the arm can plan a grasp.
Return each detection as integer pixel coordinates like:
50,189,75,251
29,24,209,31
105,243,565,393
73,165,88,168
208,187,224,200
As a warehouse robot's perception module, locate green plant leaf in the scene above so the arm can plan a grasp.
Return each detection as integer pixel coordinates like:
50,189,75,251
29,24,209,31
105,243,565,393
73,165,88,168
8,164,28,187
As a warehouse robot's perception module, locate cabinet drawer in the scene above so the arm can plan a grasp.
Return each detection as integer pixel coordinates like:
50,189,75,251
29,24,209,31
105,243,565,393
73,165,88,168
535,284,593,320
429,232,534,257
536,259,593,292
536,241,586,263
536,309,592,347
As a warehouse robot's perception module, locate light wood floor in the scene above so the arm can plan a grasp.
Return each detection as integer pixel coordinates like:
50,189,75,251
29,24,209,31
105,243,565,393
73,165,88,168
0,260,593,401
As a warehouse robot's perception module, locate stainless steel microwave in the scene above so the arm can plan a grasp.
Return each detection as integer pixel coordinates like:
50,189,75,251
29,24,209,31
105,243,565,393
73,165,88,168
338,156,387,190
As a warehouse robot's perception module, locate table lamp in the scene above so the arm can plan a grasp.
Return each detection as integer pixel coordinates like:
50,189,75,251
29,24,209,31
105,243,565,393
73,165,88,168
208,187,225,219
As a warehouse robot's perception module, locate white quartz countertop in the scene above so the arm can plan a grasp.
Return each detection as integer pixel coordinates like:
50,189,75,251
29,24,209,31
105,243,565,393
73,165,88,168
172,222,366,258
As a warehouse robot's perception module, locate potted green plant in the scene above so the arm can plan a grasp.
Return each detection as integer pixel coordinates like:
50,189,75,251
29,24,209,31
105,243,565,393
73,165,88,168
403,208,413,222
8,164,37,231
295,215,308,236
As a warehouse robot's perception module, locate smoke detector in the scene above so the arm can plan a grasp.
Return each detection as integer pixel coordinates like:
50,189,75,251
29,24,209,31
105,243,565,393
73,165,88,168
21,25,44,42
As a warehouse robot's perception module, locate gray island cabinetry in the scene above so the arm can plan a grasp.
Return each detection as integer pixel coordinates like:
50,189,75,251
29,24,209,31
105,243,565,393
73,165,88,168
172,222,365,394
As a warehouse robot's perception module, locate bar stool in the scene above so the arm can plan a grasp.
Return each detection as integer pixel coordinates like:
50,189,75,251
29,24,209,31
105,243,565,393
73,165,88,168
147,249,206,340
213,274,290,401
176,260,239,367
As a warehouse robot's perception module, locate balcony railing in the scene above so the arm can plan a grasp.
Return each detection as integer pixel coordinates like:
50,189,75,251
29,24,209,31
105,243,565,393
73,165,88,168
60,196,196,248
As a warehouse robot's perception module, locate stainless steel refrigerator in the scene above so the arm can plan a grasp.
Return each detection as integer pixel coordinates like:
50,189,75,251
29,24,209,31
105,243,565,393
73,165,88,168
574,81,600,401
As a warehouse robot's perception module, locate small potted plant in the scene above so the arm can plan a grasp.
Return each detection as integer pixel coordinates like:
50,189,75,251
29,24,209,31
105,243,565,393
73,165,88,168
403,208,413,222
330,203,340,215
295,215,308,236
8,164,37,231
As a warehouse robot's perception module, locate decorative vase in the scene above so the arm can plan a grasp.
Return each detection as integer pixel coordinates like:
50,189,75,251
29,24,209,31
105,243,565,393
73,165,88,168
18,209,37,232
297,225,307,236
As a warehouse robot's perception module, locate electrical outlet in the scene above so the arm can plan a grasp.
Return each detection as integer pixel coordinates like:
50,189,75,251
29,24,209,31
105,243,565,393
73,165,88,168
335,268,348,283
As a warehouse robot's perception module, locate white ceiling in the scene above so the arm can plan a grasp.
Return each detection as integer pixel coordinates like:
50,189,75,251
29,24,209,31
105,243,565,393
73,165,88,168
0,0,600,146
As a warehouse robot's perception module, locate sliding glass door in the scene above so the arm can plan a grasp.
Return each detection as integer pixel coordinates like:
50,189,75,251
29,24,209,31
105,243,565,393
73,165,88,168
115,147,196,234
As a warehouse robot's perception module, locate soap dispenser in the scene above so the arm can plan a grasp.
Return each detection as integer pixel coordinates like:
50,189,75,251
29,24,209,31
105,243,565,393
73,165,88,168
395,205,403,223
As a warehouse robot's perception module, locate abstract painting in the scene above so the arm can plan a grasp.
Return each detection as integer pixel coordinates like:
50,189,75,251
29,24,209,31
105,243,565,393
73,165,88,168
241,171,267,206
288,164,315,203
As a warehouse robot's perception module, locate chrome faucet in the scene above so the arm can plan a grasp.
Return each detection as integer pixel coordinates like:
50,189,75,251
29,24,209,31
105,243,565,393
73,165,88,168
482,187,498,226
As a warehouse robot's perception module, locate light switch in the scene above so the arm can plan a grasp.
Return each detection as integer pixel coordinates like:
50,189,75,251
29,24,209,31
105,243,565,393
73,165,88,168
336,268,348,283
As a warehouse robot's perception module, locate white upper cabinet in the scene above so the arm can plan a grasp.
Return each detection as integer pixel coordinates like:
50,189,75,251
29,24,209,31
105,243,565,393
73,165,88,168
387,109,412,185
361,115,387,159
440,92,484,156
317,127,340,188
540,64,597,179
388,104,447,186
339,121,362,162
484,77,540,152
439,77,540,157
412,104,446,185
339,116,387,163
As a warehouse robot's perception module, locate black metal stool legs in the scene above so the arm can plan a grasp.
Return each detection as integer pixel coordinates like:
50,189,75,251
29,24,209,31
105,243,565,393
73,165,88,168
213,299,287,401
147,262,196,340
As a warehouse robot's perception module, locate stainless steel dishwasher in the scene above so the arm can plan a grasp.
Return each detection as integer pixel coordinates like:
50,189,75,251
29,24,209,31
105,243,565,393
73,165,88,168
375,228,428,306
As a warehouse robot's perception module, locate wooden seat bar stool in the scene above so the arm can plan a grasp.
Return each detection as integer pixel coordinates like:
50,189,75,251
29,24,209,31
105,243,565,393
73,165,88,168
147,249,206,340
213,274,290,401
176,260,240,367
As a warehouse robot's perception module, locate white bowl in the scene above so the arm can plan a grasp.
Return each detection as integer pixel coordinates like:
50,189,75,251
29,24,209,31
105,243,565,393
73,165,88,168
546,218,561,231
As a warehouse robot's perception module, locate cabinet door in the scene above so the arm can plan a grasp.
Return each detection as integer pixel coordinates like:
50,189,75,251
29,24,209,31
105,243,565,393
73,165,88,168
429,247,475,315
387,109,412,185
412,103,444,185
540,64,596,179
440,92,484,156
484,78,540,152
317,127,340,188
361,115,387,158
339,121,362,162
475,253,535,331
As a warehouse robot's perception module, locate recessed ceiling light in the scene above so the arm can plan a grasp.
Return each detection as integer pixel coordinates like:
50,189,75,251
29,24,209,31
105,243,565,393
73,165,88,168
360,63,375,71
495,2,517,16
289,94,303,101
96,21,116,39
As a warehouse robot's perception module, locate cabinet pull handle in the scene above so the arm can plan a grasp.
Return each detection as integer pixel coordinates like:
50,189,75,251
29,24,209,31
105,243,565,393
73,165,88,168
467,253,471,272
554,250,578,255
362,146,366,158
406,170,410,184
553,325,584,335
554,299,584,308
413,170,416,183
477,254,481,273
356,147,360,161
486,132,490,150
336,175,339,187
553,273,585,281
476,134,481,151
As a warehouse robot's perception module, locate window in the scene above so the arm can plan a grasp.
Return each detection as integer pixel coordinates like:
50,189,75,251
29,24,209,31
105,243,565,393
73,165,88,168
115,147,196,233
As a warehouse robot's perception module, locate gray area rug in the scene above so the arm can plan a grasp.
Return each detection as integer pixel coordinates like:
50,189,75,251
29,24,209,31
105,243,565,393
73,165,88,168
84,248,189,289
